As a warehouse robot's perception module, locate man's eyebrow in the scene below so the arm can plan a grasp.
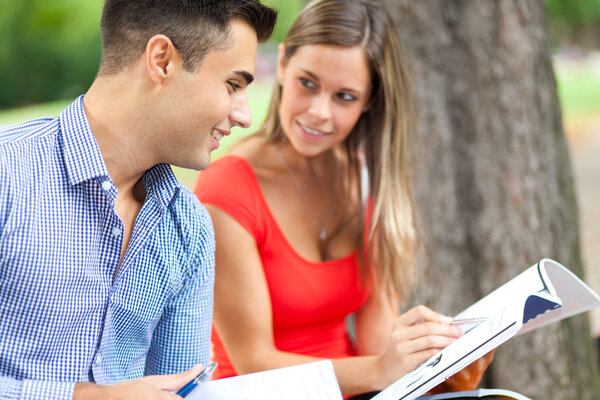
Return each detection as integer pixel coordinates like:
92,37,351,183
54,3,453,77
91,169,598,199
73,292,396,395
235,71,254,85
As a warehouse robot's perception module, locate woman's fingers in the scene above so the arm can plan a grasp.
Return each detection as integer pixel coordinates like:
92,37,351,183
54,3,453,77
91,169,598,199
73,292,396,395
391,329,460,354
394,305,453,327
377,305,466,387
381,306,497,392
391,310,463,345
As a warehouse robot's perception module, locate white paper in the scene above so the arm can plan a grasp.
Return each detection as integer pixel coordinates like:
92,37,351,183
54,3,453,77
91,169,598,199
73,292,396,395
186,360,343,400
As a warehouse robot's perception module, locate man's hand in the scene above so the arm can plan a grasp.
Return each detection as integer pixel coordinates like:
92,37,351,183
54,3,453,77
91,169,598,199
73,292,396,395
73,363,205,400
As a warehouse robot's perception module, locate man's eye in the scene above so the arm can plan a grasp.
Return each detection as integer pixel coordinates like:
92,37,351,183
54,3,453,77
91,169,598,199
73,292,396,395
299,77,316,88
229,82,242,92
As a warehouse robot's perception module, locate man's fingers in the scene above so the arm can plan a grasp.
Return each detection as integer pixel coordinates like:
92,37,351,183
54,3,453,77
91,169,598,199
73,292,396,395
144,363,205,391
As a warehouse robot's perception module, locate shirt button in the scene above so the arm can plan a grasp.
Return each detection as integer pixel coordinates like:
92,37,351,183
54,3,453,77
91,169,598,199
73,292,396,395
102,181,112,191
94,354,102,366
112,227,122,236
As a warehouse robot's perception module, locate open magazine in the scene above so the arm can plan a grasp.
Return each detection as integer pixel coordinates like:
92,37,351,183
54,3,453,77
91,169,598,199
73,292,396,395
372,258,600,400
185,258,599,400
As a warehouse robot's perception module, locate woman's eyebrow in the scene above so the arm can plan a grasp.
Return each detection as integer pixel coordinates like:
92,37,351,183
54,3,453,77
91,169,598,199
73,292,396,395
301,69,320,82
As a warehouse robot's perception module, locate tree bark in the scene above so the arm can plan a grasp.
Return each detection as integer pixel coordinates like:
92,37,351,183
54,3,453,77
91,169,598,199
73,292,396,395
385,1,600,398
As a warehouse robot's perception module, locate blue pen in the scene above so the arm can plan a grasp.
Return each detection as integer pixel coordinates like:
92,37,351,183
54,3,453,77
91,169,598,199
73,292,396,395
176,362,218,398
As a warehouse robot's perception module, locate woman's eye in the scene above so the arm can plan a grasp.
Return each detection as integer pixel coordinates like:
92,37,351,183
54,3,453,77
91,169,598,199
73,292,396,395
337,92,357,102
299,77,316,89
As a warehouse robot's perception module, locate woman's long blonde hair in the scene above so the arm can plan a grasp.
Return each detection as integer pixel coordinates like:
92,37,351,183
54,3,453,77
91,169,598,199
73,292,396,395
255,0,417,302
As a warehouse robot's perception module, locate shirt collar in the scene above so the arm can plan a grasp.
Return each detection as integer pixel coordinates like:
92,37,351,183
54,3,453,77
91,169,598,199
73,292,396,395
59,95,181,207
60,95,109,186
143,163,181,210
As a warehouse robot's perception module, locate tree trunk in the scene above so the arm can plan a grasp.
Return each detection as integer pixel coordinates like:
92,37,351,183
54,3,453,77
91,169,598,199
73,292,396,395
385,1,600,398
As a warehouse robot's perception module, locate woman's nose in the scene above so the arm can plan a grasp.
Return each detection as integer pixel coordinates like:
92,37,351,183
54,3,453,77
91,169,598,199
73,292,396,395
308,93,331,121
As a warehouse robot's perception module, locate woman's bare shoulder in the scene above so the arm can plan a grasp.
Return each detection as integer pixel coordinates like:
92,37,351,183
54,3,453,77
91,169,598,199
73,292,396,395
228,136,279,180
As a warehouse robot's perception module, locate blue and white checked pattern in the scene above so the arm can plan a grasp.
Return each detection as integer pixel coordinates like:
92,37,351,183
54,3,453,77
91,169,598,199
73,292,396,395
0,96,215,400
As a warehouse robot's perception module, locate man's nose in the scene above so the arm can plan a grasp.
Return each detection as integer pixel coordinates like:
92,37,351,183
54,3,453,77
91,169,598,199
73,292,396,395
230,93,252,129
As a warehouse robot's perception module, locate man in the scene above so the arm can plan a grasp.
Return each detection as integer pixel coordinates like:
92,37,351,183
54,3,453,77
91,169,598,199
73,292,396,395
0,1,276,399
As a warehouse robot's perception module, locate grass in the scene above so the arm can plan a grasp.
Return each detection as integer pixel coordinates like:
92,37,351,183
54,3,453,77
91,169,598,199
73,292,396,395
0,99,74,126
554,59,600,119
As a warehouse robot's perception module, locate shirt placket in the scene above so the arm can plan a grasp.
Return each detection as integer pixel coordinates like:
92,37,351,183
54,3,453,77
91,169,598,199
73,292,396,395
89,177,124,383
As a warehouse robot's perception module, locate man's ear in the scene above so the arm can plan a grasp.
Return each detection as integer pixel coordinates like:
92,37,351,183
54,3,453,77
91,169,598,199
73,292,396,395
145,34,180,84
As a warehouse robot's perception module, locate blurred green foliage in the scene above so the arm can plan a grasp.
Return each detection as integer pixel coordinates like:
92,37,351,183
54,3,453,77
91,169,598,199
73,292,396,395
0,0,103,108
545,0,600,48
545,0,600,26
0,0,303,109
263,0,304,43
1,0,596,109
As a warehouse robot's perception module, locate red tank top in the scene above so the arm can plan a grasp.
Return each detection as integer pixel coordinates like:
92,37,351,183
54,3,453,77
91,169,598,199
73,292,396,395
194,156,371,379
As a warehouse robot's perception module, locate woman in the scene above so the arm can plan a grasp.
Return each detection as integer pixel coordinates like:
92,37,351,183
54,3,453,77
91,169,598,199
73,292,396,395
194,0,492,397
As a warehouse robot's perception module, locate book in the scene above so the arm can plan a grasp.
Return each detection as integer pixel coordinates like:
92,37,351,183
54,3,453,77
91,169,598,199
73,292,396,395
372,258,600,400
416,388,532,400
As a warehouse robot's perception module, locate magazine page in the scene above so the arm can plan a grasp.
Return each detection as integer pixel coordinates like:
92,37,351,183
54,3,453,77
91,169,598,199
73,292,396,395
519,259,600,335
454,263,552,322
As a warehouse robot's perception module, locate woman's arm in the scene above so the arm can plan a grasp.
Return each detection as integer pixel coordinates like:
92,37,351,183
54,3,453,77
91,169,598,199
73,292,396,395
354,283,399,356
207,205,465,396
207,205,318,369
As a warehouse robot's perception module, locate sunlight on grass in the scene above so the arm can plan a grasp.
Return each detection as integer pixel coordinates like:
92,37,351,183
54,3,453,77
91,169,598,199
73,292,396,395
0,99,73,126
554,56,600,119
0,80,274,190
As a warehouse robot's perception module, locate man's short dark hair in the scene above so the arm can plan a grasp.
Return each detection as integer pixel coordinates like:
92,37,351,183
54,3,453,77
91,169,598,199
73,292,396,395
99,0,277,75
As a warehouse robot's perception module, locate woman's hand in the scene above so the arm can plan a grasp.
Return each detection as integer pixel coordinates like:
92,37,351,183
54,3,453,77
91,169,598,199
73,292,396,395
432,350,495,393
375,305,463,389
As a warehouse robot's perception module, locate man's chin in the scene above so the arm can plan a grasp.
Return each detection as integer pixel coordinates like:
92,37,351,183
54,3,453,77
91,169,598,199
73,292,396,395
170,155,211,172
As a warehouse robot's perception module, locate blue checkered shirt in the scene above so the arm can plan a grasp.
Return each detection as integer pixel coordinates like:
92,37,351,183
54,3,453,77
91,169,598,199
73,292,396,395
0,96,215,399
